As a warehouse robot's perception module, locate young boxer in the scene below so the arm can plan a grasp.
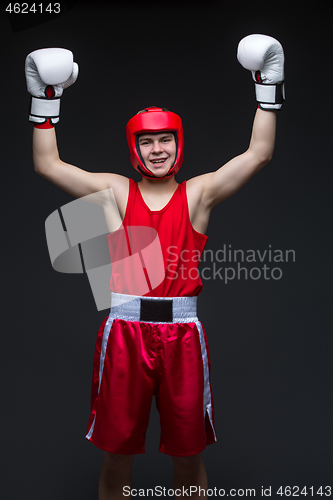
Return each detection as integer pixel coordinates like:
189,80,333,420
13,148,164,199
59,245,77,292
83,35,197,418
27,35,284,500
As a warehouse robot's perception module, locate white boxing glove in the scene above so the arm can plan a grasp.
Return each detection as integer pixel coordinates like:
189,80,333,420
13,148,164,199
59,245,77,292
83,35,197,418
25,48,78,124
237,34,285,110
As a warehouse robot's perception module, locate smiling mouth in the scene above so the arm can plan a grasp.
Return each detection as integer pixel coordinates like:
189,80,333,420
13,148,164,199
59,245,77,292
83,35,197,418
149,158,168,166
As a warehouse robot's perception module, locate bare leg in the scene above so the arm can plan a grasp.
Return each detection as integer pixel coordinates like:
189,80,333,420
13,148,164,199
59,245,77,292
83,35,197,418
98,452,136,500
172,453,208,499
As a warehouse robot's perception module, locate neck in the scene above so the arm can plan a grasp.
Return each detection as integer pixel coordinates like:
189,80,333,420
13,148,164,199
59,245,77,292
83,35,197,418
138,174,178,193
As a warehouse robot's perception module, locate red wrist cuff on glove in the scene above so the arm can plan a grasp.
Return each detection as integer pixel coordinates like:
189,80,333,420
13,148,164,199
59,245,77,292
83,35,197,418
34,119,54,129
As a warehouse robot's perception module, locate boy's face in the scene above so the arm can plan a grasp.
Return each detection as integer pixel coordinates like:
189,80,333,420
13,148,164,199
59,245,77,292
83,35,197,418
138,132,176,177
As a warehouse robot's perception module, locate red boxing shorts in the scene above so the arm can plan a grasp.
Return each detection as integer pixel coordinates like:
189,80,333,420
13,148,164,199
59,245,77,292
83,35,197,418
86,292,217,456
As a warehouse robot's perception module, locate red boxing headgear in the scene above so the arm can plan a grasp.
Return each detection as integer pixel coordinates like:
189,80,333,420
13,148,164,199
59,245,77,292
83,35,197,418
126,107,184,178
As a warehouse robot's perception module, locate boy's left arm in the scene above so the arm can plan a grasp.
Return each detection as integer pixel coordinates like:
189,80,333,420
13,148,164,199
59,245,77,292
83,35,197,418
201,107,276,208
196,34,284,210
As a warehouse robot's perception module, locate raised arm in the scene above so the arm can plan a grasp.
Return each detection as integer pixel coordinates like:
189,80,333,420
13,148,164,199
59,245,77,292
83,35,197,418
200,108,276,208
27,48,128,200
33,126,123,199
192,34,284,210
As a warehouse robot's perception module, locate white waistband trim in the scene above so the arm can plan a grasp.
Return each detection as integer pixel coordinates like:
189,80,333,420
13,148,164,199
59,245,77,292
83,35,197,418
109,292,198,323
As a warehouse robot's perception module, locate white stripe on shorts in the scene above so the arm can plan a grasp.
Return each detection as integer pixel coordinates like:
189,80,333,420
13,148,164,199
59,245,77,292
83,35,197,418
86,316,114,441
196,320,217,441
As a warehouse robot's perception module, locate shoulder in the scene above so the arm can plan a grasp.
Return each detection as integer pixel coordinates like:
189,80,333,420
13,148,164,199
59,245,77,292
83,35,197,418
185,173,214,207
104,173,131,218
104,172,131,198
182,174,214,235
105,173,130,191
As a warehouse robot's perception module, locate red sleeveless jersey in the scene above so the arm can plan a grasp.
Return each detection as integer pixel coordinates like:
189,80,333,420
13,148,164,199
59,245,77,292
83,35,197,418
107,178,208,297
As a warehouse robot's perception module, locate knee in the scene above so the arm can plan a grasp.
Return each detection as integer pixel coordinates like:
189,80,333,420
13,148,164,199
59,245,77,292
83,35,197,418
172,453,202,470
102,452,136,472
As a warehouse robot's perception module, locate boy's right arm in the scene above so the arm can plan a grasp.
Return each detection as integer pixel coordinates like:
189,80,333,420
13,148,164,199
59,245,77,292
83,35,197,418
27,47,128,203
33,126,128,200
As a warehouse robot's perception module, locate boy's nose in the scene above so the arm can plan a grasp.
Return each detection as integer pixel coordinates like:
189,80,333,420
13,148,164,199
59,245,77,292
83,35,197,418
152,141,163,153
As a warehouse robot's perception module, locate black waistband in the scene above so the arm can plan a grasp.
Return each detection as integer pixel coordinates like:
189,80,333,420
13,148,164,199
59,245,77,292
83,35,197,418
140,298,173,322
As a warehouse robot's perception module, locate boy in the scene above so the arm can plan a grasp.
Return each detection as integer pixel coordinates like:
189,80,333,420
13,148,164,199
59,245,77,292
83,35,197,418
26,34,284,499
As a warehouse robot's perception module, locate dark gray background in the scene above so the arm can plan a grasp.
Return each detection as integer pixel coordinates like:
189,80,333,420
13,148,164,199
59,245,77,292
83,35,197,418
1,1,332,498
